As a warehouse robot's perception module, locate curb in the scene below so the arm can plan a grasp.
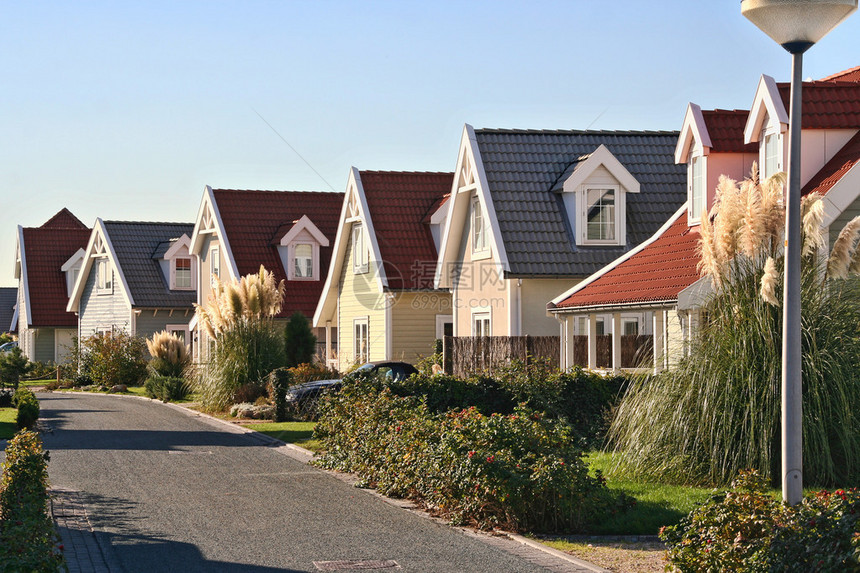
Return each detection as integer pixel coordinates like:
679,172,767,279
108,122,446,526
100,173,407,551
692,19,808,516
47,390,606,572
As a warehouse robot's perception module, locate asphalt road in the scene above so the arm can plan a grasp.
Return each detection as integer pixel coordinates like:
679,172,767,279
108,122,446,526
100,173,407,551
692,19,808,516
39,393,556,573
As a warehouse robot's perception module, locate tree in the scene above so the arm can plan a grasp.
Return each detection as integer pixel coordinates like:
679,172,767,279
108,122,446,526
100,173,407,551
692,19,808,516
608,167,860,487
284,312,317,367
0,347,31,389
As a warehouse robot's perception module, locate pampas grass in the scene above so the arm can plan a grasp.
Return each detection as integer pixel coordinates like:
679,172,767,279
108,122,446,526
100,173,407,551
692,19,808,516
607,167,860,487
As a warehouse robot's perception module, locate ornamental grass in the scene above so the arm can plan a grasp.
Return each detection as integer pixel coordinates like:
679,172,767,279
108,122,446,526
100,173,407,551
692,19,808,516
608,166,860,487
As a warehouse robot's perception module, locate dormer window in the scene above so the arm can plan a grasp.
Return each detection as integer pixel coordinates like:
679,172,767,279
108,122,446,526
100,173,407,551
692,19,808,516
277,215,329,281
61,248,85,297
764,132,780,179
690,155,705,221
585,188,617,242
174,257,192,289
163,234,195,291
294,244,313,278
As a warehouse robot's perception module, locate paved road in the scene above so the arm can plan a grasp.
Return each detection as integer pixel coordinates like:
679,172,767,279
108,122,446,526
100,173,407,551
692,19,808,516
39,393,575,573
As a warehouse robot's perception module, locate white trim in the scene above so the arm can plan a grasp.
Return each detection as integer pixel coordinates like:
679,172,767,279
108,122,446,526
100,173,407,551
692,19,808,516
189,186,240,280
352,223,369,274
67,219,135,312
549,205,688,308
470,195,491,258
688,155,707,224
579,185,623,245
674,103,711,164
16,226,32,328
430,199,449,225
61,248,86,272
165,323,191,345
562,144,640,195
163,234,192,260
744,75,788,145
280,215,330,247
470,307,491,337
435,124,510,289
209,246,221,283
287,242,319,281
822,160,860,227
170,254,195,291
353,316,369,363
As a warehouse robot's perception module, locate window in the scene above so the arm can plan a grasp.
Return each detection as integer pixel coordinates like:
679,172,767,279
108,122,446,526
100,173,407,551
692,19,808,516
96,260,112,294
471,197,489,254
167,325,189,344
174,257,192,289
577,316,587,334
595,318,605,336
294,244,313,278
354,318,368,363
690,156,705,220
472,312,491,337
622,318,639,336
585,188,616,242
210,247,220,283
764,133,779,178
353,224,368,274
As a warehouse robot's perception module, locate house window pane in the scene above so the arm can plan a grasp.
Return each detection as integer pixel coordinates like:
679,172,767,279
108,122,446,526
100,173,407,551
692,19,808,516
97,260,112,293
765,133,778,178
210,247,220,282
472,312,490,337
472,199,487,252
294,244,313,278
623,319,639,336
586,189,616,241
354,320,368,363
175,257,192,288
353,225,367,273
691,156,704,219
595,318,605,336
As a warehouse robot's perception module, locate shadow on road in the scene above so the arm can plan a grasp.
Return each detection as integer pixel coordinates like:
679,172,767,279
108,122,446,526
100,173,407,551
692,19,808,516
43,428,258,450
78,491,305,573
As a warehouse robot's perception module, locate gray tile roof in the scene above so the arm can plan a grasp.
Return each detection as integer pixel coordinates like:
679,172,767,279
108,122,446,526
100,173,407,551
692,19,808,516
0,287,17,332
475,129,686,277
103,222,196,308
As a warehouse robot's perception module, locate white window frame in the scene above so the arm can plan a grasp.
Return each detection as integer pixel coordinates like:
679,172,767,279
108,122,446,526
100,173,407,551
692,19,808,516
290,243,318,281
96,259,113,295
581,185,622,245
762,130,781,180
171,256,195,291
688,155,706,223
352,224,368,274
471,309,491,337
209,246,220,284
621,317,640,336
435,314,453,339
471,197,490,259
353,317,369,363
166,324,191,345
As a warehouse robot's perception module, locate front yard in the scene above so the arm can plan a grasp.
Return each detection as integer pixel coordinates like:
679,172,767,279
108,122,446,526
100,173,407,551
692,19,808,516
0,407,15,439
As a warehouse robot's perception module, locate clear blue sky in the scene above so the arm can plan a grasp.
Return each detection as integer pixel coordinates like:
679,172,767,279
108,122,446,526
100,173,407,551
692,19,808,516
2,1,859,286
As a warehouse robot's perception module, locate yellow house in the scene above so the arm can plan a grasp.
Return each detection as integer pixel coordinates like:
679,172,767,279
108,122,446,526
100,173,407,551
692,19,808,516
314,169,453,371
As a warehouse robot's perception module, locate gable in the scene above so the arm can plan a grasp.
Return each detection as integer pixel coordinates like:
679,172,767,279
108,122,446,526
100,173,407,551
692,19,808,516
68,220,134,313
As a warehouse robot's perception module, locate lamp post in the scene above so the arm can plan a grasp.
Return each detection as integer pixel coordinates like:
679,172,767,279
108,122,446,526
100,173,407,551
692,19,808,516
741,0,858,505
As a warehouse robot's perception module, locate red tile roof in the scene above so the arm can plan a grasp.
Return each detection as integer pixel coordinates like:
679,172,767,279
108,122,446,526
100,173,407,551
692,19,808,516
802,131,860,197
777,81,860,129
821,66,860,83
359,171,453,290
702,109,757,153
212,189,344,319
22,210,90,327
554,211,701,309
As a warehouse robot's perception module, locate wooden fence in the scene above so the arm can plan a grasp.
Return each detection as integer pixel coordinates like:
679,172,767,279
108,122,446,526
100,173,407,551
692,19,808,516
443,335,559,377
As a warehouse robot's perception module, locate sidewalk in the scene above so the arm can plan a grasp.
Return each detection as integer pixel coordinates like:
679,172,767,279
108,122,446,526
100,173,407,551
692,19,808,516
51,488,121,573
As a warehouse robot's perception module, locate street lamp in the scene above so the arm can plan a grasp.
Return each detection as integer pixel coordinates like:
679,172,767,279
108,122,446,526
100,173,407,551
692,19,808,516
741,0,858,505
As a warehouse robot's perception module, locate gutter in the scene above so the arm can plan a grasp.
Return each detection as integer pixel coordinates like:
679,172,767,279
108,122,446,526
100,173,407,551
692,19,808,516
547,299,678,315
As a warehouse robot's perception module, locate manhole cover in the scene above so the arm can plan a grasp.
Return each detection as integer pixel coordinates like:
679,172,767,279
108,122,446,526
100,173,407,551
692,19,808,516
313,560,401,571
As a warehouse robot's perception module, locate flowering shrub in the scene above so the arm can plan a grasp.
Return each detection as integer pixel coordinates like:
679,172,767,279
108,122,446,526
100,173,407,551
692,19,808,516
662,470,860,572
80,331,148,387
0,431,64,571
314,377,632,532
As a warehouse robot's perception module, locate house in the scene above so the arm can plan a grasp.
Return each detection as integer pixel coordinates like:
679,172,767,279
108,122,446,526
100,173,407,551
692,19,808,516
314,169,453,370
13,209,91,363
0,288,17,334
434,125,687,348
548,67,860,372
189,186,343,362
67,220,197,344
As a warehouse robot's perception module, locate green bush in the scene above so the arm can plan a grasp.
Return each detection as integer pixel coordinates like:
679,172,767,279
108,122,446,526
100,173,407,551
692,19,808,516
662,470,860,572
284,312,317,368
0,430,64,572
13,388,39,430
0,347,31,390
144,375,189,402
314,377,632,532
80,331,148,387
267,368,293,422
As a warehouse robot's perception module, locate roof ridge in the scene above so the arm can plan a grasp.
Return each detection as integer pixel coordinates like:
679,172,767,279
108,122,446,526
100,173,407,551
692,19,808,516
38,208,88,230
820,65,860,81
104,220,194,226
704,108,750,115
358,170,454,176
475,128,680,136
211,188,341,195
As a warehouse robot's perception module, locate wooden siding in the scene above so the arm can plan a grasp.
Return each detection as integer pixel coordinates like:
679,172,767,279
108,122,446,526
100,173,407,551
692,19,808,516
390,292,451,364
337,229,386,370
829,194,860,247
135,309,194,339
79,259,131,336
33,328,55,363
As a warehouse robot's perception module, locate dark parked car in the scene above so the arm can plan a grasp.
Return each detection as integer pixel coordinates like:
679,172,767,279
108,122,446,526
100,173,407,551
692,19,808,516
284,361,418,417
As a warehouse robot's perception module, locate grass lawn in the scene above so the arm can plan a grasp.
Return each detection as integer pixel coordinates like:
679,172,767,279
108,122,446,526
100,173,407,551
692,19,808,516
0,407,16,439
239,421,322,452
18,379,56,388
585,451,715,535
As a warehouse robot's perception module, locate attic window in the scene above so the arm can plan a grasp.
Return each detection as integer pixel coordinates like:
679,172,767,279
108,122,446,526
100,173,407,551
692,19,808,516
584,188,618,243
173,257,193,290
353,224,368,274
471,197,490,257
764,132,780,179
689,155,705,222
96,260,112,295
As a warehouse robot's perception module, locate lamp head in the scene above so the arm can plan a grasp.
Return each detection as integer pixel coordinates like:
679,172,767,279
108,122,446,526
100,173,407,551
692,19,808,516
741,0,858,53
